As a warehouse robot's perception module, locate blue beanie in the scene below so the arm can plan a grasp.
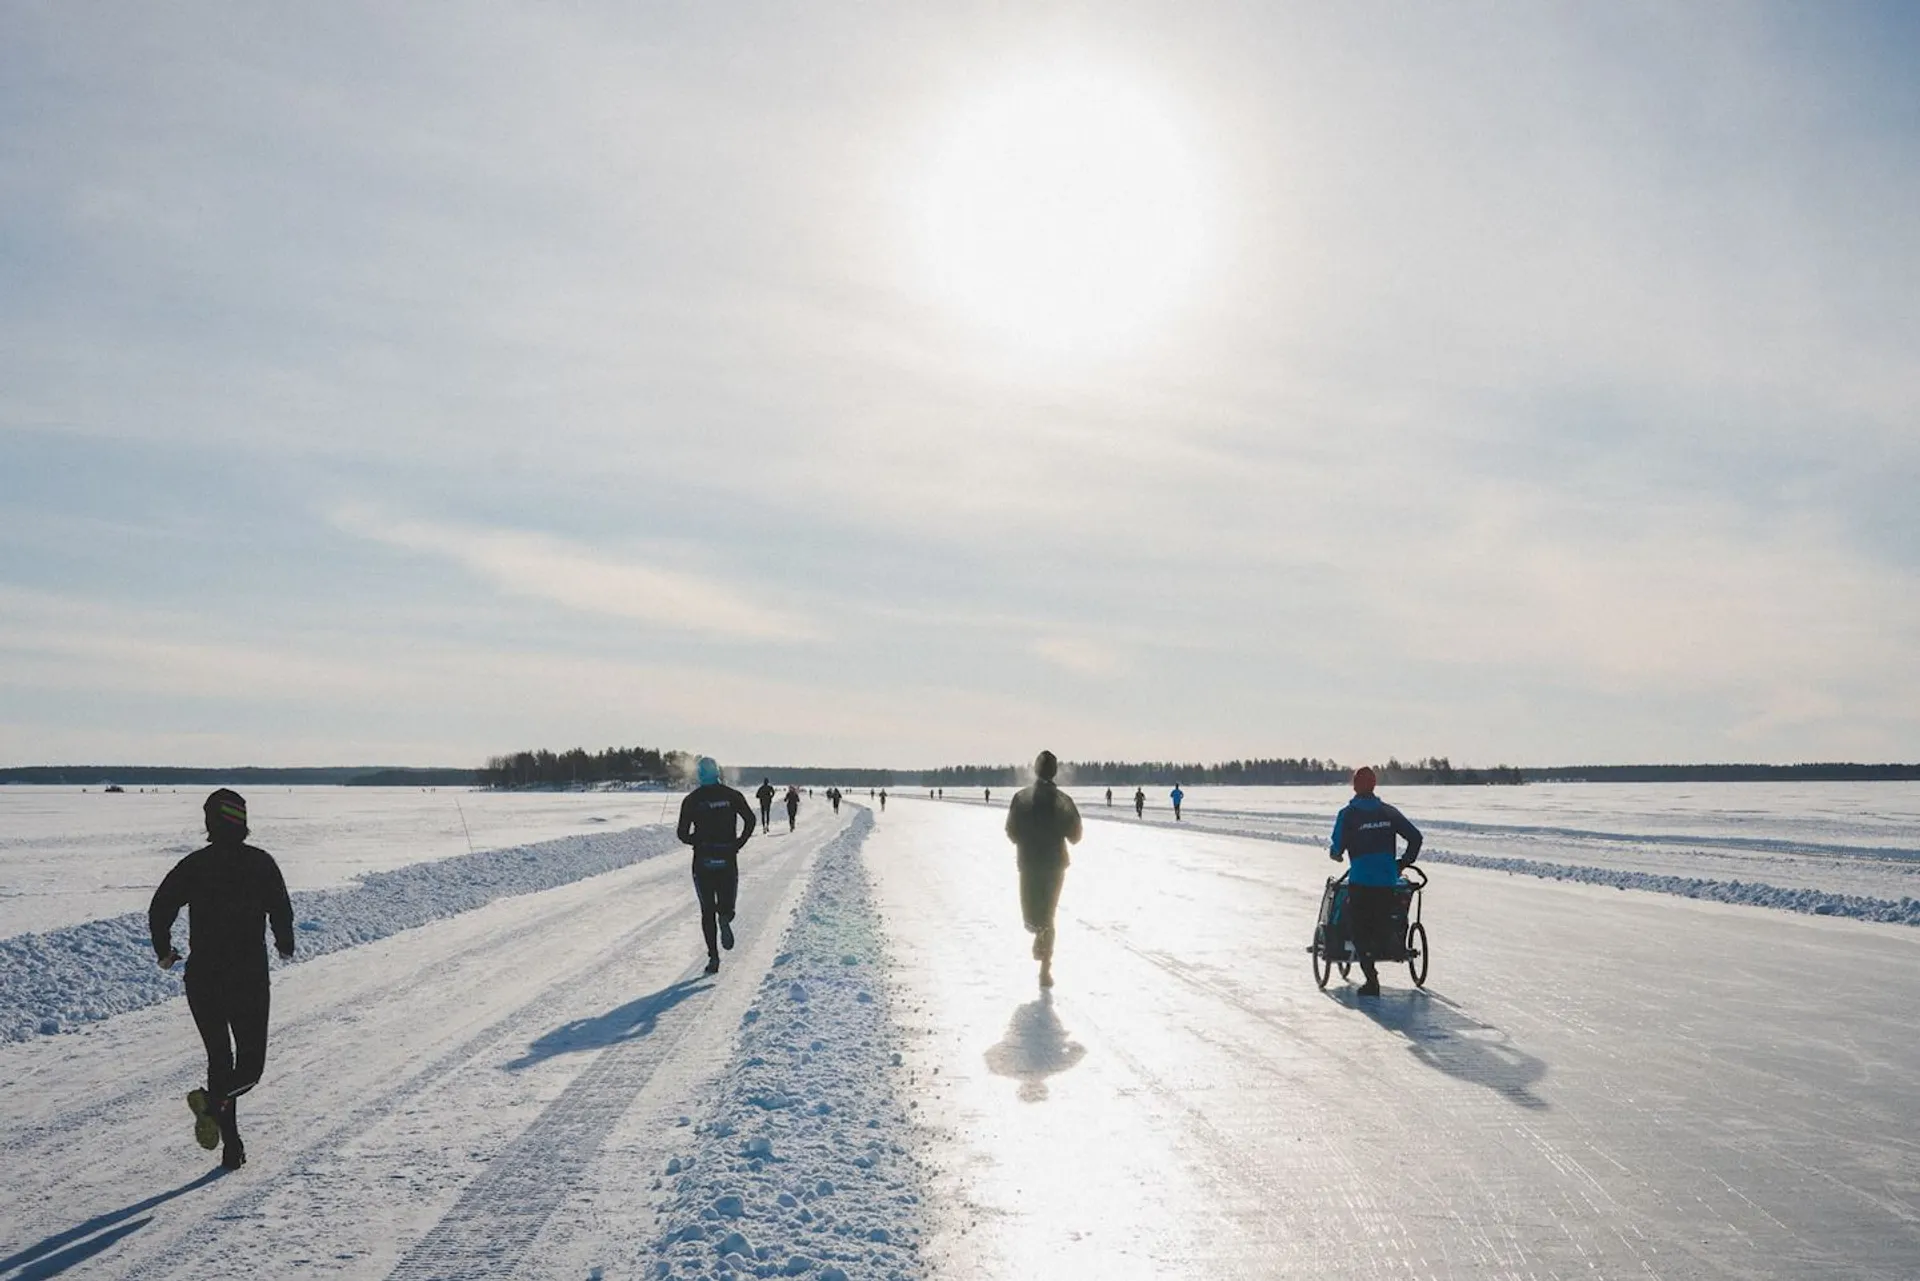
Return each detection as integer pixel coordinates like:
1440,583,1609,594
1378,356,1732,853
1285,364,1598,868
696,757,721,786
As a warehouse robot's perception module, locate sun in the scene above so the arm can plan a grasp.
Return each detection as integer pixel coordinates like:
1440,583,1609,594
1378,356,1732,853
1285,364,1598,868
917,66,1208,357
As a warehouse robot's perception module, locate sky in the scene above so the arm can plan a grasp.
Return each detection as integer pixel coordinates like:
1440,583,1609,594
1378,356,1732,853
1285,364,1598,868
3,1,1918,770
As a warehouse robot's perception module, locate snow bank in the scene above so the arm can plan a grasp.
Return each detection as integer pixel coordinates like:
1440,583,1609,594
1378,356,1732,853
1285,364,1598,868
1420,849,1920,926
0,825,680,1042
648,809,929,1281
1107,812,1920,927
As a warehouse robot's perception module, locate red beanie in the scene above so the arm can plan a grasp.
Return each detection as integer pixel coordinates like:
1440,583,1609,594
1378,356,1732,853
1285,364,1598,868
1352,766,1377,795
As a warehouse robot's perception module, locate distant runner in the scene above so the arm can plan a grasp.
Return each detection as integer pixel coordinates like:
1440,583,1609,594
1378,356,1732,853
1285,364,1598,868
984,787,991,805
785,784,801,832
1133,787,1146,818
755,778,776,833
149,789,295,1170
1171,783,1185,820
1005,750,1083,988
678,757,757,975
828,786,842,815
1105,787,1113,808
1329,766,1423,996
879,789,888,812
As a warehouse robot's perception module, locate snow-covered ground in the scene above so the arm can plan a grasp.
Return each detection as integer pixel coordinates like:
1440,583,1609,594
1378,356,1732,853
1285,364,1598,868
1033,782,1920,920
3,790,1916,1279
0,785,680,937
1,824,686,1041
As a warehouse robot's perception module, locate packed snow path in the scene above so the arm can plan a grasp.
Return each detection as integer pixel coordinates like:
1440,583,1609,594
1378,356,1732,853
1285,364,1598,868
0,806,860,1281
871,798,1920,1280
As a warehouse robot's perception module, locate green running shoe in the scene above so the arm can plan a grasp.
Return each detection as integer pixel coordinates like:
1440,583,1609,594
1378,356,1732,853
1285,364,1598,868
186,1088,220,1151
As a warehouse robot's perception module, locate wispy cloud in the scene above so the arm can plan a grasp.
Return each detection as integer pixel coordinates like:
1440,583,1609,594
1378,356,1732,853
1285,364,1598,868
0,586,392,701
1030,636,1127,678
327,507,822,643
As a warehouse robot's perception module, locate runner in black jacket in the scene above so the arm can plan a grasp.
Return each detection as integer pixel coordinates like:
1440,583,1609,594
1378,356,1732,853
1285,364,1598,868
1004,750,1083,988
149,789,294,1170
754,779,776,833
677,758,757,974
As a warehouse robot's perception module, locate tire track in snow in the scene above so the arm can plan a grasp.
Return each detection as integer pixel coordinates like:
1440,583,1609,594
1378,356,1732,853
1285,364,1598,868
382,970,713,1280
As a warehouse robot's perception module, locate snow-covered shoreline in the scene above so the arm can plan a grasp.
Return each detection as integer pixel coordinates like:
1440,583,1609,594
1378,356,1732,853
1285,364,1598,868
1070,809,1920,927
0,825,681,1041
648,808,930,1281
1417,848,1920,925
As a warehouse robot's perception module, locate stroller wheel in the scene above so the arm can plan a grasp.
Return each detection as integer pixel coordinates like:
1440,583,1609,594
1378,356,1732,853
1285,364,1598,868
1407,922,1429,987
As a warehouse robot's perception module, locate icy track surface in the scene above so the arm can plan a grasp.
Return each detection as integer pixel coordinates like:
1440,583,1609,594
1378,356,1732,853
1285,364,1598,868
3,797,1917,1279
871,799,1920,1280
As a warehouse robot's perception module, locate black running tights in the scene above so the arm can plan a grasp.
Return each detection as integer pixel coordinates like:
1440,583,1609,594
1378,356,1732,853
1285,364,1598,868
186,970,270,1102
693,862,739,958
1018,861,1066,935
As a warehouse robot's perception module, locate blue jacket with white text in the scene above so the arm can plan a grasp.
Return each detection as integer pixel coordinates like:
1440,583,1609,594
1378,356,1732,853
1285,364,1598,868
1329,796,1423,887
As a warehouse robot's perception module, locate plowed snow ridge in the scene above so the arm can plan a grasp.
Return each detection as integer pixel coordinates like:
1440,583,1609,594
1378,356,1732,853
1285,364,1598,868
0,824,680,1040
650,809,931,1281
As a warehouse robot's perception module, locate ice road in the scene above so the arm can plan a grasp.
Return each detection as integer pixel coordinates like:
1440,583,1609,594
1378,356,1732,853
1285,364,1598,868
2,796,1916,1279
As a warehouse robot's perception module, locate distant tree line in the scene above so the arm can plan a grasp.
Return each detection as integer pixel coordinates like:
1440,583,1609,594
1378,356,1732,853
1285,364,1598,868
10,757,1917,793
1519,762,1920,783
0,765,476,786
747,756,1526,789
1063,757,1349,786
479,746,688,789
733,766,900,787
914,756,1526,787
1376,757,1526,786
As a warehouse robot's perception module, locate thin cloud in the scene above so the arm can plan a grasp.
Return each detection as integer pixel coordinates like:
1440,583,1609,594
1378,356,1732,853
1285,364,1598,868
328,507,822,643
1030,636,1127,678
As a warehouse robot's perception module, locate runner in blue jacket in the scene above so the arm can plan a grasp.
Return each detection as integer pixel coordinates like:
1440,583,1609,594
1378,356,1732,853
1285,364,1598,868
1329,766,1422,995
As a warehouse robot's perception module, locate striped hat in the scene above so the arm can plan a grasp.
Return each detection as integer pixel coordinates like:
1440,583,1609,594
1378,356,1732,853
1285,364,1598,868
204,788,249,835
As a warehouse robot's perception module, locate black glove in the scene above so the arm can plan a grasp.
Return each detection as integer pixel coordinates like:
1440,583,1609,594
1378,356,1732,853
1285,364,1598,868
1329,851,1342,862
277,945,295,960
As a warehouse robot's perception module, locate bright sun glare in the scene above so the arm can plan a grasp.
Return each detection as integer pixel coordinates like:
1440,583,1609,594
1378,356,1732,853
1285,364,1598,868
919,67,1207,357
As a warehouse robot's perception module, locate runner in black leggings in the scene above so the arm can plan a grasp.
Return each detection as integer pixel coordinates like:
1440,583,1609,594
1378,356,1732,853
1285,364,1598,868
677,757,757,974
150,789,295,1170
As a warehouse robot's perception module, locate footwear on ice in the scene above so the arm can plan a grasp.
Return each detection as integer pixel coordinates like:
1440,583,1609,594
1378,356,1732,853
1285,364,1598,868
186,1088,220,1151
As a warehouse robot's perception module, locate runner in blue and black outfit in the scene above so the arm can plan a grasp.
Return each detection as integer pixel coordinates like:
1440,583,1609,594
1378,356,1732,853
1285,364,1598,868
678,757,757,975
1329,766,1422,996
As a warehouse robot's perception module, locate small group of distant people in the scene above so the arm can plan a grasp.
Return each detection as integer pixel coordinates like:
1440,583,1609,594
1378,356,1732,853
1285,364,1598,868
1100,784,1181,819
751,777,803,834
